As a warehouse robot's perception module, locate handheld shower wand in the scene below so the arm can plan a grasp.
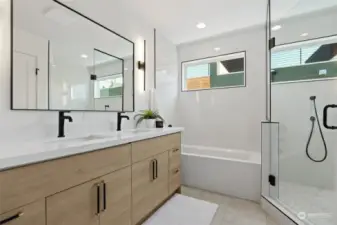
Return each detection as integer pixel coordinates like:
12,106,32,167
305,96,328,163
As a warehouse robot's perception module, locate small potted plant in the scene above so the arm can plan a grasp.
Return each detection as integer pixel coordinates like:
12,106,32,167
134,109,164,128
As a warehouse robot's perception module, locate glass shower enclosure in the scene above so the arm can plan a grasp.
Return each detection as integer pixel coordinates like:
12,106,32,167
264,0,337,225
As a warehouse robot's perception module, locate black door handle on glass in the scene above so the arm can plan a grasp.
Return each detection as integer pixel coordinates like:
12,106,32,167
323,105,337,130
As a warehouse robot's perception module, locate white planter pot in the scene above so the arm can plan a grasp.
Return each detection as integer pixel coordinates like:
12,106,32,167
144,119,156,128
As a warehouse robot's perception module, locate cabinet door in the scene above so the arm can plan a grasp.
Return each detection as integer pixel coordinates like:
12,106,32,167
132,157,155,225
0,200,45,225
100,167,131,225
152,151,169,207
46,179,100,225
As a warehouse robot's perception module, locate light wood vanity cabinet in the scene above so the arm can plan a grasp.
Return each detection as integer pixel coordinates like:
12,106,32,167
0,132,181,225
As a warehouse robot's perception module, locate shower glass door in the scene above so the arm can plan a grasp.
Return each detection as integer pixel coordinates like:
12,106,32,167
269,1,337,225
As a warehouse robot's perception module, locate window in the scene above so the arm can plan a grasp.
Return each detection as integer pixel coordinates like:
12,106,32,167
271,37,337,83
94,74,123,98
182,52,245,91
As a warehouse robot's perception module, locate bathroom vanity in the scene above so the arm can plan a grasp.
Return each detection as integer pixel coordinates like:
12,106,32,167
0,129,182,225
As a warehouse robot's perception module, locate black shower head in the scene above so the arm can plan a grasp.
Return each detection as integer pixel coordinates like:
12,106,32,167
310,96,316,101
310,116,316,121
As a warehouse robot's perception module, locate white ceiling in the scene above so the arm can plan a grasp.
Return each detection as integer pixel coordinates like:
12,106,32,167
270,0,337,20
71,0,337,45
114,0,267,44
16,0,337,49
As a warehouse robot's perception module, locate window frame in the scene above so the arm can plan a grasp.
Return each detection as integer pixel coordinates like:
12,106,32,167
181,51,246,92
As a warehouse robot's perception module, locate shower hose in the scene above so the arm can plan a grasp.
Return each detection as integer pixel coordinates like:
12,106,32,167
306,96,328,163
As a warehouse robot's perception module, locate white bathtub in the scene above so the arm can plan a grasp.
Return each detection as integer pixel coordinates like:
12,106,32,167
181,145,261,202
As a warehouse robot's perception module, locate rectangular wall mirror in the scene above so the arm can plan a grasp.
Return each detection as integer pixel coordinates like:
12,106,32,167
11,0,135,112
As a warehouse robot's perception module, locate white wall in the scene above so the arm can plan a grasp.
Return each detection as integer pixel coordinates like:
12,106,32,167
0,0,154,147
155,31,180,126
177,27,267,152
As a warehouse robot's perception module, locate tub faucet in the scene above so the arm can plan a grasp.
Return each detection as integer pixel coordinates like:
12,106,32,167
58,111,73,138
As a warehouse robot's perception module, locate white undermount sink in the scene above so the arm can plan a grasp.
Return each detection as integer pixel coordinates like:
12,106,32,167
46,134,116,147
44,129,155,148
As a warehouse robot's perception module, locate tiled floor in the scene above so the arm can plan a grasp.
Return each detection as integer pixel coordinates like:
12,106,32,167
181,186,278,225
279,181,336,225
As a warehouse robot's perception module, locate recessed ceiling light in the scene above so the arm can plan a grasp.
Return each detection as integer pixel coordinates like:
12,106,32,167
300,33,309,37
81,54,88,58
271,25,282,31
196,22,206,29
44,8,77,25
52,64,56,67
124,68,128,71
214,47,220,52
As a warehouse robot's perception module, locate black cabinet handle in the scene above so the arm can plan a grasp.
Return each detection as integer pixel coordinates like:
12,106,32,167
323,105,337,130
102,182,107,212
0,212,24,225
150,159,155,181
154,159,158,179
96,183,101,215
173,148,179,153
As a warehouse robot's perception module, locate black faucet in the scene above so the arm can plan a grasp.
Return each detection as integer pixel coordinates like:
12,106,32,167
58,111,73,138
117,112,129,131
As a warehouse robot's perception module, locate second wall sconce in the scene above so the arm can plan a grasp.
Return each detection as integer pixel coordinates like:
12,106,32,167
138,40,146,91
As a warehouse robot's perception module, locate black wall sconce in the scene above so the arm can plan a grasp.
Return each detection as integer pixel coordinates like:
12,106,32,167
138,40,146,91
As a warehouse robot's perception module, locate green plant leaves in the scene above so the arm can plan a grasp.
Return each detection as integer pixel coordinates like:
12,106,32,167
134,109,165,127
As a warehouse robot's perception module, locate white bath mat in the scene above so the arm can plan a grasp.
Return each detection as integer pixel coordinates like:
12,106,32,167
143,194,218,225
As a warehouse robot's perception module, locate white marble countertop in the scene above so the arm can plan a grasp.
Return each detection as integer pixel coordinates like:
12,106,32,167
0,128,183,171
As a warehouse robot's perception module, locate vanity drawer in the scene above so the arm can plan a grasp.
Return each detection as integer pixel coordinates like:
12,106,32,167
0,200,45,225
132,133,181,163
169,148,181,170
169,167,181,194
0,144,131,214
